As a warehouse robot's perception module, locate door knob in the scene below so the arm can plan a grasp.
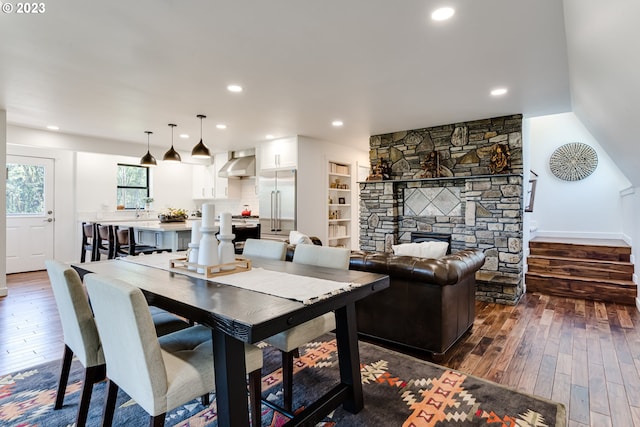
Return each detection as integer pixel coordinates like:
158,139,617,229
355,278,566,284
44,218,53,222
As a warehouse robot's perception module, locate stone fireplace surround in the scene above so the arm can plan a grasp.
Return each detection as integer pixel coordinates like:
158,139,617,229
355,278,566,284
359,114,524,304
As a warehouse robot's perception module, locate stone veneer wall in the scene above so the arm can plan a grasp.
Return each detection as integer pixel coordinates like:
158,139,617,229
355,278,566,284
360,114,524,304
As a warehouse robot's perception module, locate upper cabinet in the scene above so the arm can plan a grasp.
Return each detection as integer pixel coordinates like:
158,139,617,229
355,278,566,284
192,154,240,200
258,136,298,171
192,163,215,199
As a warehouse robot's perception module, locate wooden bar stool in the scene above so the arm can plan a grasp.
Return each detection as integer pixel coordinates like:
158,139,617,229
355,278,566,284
80,222,97,263
113,226,171,257
94,224,115,260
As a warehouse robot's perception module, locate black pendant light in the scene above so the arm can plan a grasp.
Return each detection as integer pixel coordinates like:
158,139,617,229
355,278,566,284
163,123,182,163
140,131,157,167
191,114,211,159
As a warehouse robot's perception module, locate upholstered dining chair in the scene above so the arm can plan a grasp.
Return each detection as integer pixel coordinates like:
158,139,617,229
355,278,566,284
242,238,287,260
84,274,264,427
264,244,350,411
45,260,106,427
45,260,191,427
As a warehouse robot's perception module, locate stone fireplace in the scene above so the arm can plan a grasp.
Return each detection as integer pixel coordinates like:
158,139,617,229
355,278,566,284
359,114,524,304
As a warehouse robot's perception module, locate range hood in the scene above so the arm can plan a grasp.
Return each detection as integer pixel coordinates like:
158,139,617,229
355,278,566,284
218,148,256,178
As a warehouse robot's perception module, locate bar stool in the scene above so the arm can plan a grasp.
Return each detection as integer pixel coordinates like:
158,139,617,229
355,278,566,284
94,224,115,260
113,226,171,257
80,222,97,262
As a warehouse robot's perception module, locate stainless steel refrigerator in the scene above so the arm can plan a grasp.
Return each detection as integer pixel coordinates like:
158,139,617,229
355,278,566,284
258,169,297,239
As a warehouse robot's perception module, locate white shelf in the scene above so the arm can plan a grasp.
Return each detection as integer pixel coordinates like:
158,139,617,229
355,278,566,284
327,161,352,249
329,172,351,178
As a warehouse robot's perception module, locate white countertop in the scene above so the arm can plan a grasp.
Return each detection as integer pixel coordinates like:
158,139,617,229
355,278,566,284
103,219,259,232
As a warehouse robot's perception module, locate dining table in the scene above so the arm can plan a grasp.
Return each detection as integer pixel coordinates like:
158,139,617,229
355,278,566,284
72,252,389,427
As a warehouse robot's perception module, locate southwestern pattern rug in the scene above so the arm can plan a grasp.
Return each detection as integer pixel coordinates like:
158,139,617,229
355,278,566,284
0,334,566,426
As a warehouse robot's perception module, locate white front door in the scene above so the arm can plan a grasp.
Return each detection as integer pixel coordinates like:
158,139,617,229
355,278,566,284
6,155,55,273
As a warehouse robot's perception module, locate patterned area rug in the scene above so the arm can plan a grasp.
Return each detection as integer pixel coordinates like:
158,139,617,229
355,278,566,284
0,334,566,426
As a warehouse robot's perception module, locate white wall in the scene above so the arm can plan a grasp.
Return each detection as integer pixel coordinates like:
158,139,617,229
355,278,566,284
76,152,195,216
527,112,631,239
297,136,369,250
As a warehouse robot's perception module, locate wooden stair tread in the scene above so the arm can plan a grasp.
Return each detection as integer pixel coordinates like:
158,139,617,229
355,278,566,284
529,236,630,248
525,271,636,288
527,254,632,267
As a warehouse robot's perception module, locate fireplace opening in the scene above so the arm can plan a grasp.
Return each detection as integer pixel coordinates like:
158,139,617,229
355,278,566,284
411,231,452,254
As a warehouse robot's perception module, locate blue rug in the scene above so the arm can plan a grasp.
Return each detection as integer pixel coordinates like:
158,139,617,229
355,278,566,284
0,335,566,426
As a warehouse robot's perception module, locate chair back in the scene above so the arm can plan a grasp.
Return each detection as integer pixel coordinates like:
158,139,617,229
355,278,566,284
292,244,350,270
81,222,97,262
45,260,104,367
114,226,135,256
242,238,287,260
95,224,115,259
85,274,168,412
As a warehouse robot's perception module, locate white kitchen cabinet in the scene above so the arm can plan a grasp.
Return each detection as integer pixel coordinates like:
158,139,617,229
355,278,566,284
258,136,297,170
192,164,215,199
213,153,240,199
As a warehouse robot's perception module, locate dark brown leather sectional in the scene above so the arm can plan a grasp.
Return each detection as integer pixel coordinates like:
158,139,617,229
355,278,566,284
349,249,485,359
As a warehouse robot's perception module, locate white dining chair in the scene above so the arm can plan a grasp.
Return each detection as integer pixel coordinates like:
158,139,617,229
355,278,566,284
45,260,195,427
45,260,105,427
242,238,287,260
84,273,264,427
263,244,351,411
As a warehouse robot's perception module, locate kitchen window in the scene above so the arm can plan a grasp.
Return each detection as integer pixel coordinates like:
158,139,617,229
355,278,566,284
116,164,149,209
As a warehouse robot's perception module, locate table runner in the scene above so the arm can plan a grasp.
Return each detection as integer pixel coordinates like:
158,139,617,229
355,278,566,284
118,252,354,304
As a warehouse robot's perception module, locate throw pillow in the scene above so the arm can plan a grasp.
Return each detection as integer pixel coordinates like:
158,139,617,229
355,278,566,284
392,241,449,259
289,230,313,245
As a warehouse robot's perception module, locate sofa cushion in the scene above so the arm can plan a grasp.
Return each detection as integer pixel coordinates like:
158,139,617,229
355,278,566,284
289,230,313,245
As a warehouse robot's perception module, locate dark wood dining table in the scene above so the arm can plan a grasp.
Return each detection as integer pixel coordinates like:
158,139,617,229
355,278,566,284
72,256,389,427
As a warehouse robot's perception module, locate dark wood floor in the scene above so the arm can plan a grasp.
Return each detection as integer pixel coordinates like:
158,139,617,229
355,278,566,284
1,271,639,427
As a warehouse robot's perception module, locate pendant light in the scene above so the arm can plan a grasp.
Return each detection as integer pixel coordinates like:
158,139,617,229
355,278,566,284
163,123,182,163
140,131,157,167
191,114,211,159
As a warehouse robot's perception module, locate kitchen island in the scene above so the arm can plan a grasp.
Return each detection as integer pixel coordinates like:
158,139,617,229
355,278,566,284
104,220,202,253
100,218,260,253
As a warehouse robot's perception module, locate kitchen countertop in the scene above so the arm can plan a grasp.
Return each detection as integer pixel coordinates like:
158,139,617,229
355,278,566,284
103,219,260,232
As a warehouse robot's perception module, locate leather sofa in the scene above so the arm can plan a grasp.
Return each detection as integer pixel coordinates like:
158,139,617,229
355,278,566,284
284,245,485,359
349,249,485,359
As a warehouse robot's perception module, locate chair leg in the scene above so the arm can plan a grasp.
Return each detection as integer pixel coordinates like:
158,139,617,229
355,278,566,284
75,364,106,427
150,414,166,427
102,380,119,427
201,393,210,406
54,345,74,410
248,369,262,426
282,350,295,412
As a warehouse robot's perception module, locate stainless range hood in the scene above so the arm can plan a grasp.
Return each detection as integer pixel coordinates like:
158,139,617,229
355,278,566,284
218,148,256,178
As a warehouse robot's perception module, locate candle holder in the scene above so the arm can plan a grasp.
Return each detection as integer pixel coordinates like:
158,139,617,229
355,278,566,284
217,233,236,271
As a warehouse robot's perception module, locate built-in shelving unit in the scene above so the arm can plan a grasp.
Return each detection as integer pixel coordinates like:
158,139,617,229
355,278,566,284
327,162,351,248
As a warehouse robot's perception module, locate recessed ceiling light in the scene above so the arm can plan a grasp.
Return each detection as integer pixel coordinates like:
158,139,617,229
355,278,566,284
179,133,190,139
491,88,508,96
227,84,243,93
46,125,59,130
216,124,227,129
265,134,275,139
431,7,455,21
332,120,344,127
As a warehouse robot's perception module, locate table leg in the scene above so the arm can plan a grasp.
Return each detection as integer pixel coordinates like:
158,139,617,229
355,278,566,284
213,328,250,427
334,302,364,413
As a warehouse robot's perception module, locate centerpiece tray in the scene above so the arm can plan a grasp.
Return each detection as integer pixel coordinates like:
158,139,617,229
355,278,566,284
169,257,251,278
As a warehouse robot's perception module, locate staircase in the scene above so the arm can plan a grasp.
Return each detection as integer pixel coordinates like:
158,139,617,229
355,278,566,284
525,237,636,305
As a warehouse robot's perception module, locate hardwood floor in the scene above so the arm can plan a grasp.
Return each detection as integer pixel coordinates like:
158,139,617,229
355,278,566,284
1,271,639,427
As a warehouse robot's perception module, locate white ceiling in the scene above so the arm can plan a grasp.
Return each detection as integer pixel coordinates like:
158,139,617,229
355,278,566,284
0,0,572,155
